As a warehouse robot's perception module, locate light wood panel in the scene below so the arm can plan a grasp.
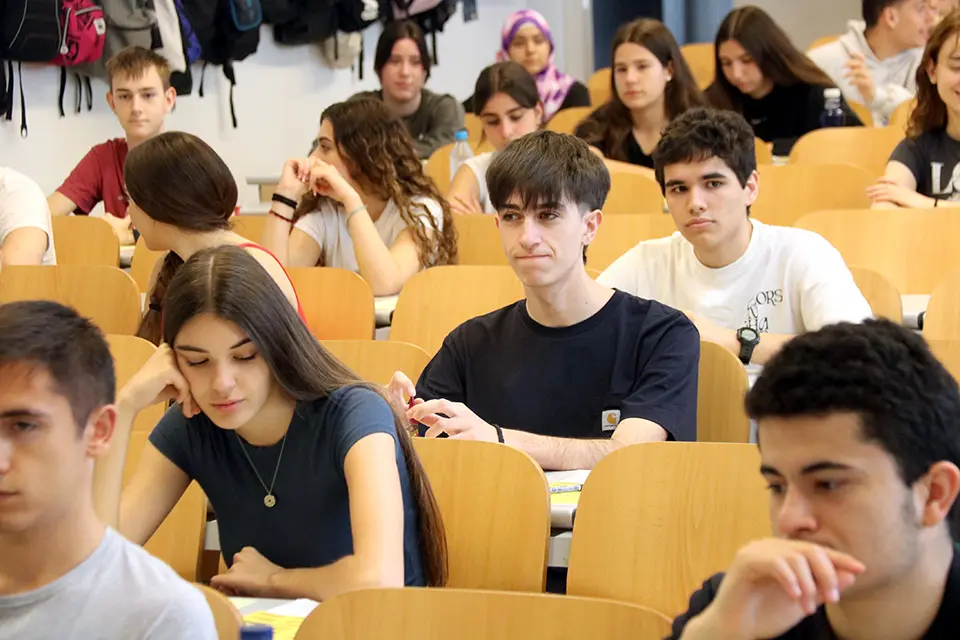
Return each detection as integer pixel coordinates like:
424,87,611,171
546,106,593,135
587,67,612,106
230,214,267,243
194,584,242,640
287,267,375,340
753,164,873,227
322,340,430,387
848,100,874,127
51,216,120,266
788,126,905,178
849,266,903,323
589,214,677,273
604,164,665,215
928,339,960,382
923,269,960,339
888,98,915,133
680,42,715,90
697,341,751,443
129,237,165,294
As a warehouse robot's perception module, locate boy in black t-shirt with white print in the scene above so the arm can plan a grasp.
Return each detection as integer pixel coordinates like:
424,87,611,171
387,131,700,471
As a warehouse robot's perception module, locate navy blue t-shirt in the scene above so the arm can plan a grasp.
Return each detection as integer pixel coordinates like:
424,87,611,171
149,386,425,586
416,291,700,441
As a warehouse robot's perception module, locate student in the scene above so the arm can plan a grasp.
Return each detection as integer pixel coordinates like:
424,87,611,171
349,21,462,159
808,0,933,125
125,132,303,345
574,18,704,168
448,61,543,215
47,46,176,245
869,12,960,207
92,246,448,599
707,6,862,155
0,168,56,266
670,319,960,639
464,9,590,122
0,300,216,637
599,108,871,383
262,98,457,297
935,0,960,21
389,131,700,471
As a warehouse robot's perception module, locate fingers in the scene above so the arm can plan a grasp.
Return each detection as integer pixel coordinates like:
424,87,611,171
802,546,840,605
387,371,416,401
423,416,450,438
819,547,866,575
785,553,820,614
407,398,459,422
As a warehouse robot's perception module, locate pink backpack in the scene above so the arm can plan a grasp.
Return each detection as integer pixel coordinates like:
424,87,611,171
53,0,106,66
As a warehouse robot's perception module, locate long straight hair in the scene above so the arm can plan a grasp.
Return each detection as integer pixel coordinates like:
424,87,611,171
162,245,448,587
908,12,960,137
706,6,834,112
576,18,704,162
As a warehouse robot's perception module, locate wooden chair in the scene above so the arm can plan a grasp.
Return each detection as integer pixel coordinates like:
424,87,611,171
454,214,508,267
129,237,165,294
927,339,960,382
922,268,960,339
464,112,484,148
294,588,672,640
412,439,550,591
849,266,903,323
426,142,456,193
753,164,873,227
322,340,430,386
546,106,593,135
888,98,916,133
848,100,874,127
587,67,612,106
567,442,771,617
807,34,841,50
680,42,715,89
604,167,665,215
788,126,905,178
287,267,375,340
194,584,242,640
230,214,267,243
754,137,773,165
697,341,750,443
588,214,677,273
794,209,960,294
51,216,120,266
0,265,140,334
390,266,525,355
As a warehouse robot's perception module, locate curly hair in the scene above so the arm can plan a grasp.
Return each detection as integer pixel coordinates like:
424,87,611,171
907,12,960,137
746,319,960,538
295,98,457,268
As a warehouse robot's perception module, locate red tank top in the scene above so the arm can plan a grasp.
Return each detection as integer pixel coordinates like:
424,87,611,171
237,242,308,323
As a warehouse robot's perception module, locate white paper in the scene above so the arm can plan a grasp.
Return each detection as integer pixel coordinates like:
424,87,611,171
266,598,320,618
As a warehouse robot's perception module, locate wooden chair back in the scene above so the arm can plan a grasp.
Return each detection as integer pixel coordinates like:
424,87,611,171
604,165,665,215
697,341,750,443
464,112,485,148
753,164,873,227
51,216,120,266
0,265,140,334
567,442,771,617
807,34,841,50
888,98,916,133
454,214,508,267
794,209,960,294
286,267,375,340
927,339,960,382
847,100,874,127
426,142,456,193
754,137,773,165
587,67,612,106
390,265,525,355
230,215,267,243
923,268,960,339
588,214,677,273
849,266,903,323
194,584,243,640
545,106,593,135
413,439,550,592
680,42,715,89
322,340,430,387
788,126,905,178
294,588,672,640
129,237,165,294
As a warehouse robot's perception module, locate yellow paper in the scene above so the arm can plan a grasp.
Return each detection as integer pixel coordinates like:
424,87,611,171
549,482,582,506
242,612,304,640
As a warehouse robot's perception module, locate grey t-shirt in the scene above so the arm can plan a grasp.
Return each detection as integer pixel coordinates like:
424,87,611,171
149,386,426,585
889,130,960,201
0,528,216,640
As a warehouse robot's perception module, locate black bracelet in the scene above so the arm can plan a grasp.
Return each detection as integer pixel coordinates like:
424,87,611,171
271,192,298,209
492,424,505,443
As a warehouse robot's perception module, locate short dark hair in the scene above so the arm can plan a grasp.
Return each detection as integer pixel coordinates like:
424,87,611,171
653,107,757,191
374,20,432,80
472,60,540,115
0,301,115,431
863,0,904,29
746,319,960,538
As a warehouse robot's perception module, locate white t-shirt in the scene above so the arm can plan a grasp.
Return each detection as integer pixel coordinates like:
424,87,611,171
0,167,56,265
0,528,217,639
598,220,873,380
294,196,444,271
463,151,497,214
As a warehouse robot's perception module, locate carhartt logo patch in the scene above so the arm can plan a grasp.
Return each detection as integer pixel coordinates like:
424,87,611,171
601,409,620,432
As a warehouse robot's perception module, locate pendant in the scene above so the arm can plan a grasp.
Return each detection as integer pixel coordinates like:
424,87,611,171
264,494,276,508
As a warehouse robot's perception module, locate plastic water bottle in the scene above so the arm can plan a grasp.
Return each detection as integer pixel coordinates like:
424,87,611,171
820,88,845,128
450,129,474,177
239,625,273,639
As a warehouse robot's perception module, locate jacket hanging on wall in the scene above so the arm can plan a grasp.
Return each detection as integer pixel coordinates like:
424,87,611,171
321,0,380,77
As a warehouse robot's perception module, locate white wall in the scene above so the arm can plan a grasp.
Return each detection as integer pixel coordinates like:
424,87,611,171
1,1,574,207
735,0,861,50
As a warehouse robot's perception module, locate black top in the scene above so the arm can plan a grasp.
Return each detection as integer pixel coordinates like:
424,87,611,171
415,290,700,441
463,80,591,116
572,105,654,168
149,387,426,586
623,132,655,169
669,550,960,639
739,82,862,155
889,130,960,201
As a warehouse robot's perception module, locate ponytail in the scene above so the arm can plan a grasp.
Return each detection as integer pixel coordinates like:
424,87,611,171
136,251,184,345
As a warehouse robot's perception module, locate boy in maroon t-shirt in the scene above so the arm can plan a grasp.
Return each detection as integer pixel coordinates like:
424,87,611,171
47,47,176,245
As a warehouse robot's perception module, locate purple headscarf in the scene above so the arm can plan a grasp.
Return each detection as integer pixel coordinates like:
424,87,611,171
496,9,576,121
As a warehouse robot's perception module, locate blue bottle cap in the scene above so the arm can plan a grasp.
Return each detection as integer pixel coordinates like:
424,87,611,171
455,129,469,141
240,624,274,639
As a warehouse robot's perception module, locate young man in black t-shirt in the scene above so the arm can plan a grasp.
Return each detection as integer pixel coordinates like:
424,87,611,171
388,131,700,471
672,319,960,640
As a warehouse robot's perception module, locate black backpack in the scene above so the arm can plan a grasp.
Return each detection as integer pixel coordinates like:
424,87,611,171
387,0,456,64
273,0,337,46
261,0,297,24
1,0,62,136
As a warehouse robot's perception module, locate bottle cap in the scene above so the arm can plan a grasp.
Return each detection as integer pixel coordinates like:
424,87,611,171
455,129,469,141
824,88,841,99
240,625,274,639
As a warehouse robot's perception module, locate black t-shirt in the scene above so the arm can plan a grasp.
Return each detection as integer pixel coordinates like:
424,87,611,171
740,82,862,155
463,80,591,115
889,130,960,201
624,132,655,169
415,290,699,441
573,106,654,169
668,550,960,639
149,387,426,586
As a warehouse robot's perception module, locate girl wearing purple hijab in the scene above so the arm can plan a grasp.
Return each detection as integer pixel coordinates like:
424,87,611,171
463,9,590,121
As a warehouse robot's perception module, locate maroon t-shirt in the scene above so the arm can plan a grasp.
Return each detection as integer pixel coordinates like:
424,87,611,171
58,138,129,218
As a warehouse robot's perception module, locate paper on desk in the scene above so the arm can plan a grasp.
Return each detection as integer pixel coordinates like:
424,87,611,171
550,483,582,505
267,598,320,617
228,597,256,610
545,470,590,484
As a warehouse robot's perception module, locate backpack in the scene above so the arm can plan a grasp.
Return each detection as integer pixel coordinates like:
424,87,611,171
322,0,379,77
1,0,62,136
53,0,107,121
168,0,201,95
261,0,298,24
387,0,455,64
72,0,159,81
273,0,337,46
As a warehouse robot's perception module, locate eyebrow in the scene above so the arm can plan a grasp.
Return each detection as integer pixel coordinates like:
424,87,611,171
480,107,526,118
175,337,252,353
760,461,856,477
0,408,48,420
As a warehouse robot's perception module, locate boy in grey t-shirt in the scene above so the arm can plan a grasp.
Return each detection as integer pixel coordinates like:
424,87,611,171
0,301,216,639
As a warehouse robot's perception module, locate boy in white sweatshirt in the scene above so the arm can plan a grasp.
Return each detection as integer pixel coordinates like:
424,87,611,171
808,0,934,125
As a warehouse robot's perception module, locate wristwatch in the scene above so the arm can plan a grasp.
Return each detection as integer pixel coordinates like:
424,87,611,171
736,327,760,365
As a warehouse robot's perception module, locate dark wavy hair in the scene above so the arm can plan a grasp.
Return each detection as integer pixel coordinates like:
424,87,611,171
296,98,457,268
163,245,449,586
907,11,960,137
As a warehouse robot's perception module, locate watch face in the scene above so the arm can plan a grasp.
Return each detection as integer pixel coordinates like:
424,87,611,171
739,327,759,342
